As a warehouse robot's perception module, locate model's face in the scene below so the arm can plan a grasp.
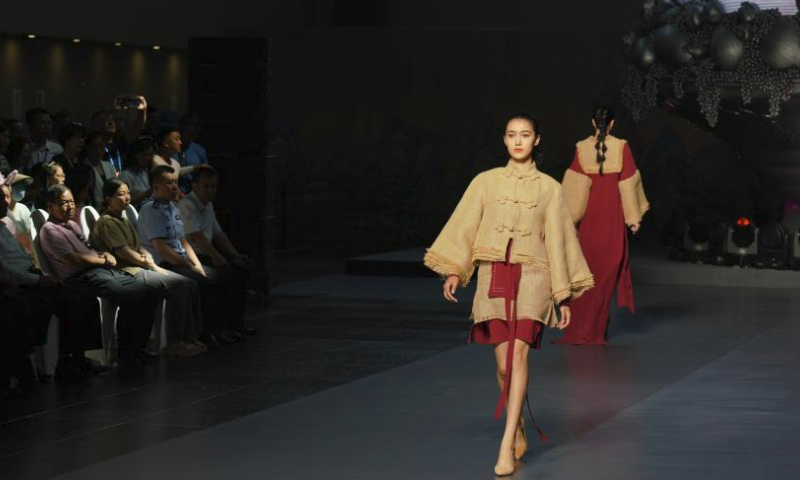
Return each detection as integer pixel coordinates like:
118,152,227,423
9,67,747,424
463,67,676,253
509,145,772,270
106,183,131,213
48,165,66,187
48,190,76,222
0,185,10,218
152,172,179,202
503,118,540,162
193,175,218,203
135,146,155,169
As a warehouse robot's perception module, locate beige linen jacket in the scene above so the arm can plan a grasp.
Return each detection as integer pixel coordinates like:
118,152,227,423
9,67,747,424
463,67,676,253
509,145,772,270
423,161,594,314
562,135,650,225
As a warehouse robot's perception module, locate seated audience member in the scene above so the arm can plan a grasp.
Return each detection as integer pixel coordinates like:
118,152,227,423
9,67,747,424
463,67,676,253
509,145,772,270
138,166,241,346
0,183,103,382
7,136,33,174
33,161,66,210
51,110,71,143
179,167,254,335
26,108,63,169
39,184,159,370
1,171,34,256
118,136,154,208
91,110,123,172
91,178,205,357
83,132,117,209
4,118,26,140
0,121,11,175
152,128,205,188
53,122,86,177
65,164,93,219
178,114,209,192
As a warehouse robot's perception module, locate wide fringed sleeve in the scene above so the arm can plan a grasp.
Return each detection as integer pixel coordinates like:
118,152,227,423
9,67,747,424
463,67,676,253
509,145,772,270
618,143,649,226
562,169,592,224
543,186,595,304
423,174,484,287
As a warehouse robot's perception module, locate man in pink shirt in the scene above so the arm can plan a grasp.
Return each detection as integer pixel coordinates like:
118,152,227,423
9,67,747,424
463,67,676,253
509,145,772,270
39,184,160,372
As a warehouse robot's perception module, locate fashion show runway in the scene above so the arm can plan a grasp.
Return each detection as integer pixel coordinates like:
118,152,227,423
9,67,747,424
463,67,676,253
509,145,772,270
43,268,800,479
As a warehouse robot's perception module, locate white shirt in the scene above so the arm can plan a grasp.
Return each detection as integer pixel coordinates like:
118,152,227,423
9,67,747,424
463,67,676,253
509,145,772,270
5,201,32,235
177,191,222,255
29,140,64,169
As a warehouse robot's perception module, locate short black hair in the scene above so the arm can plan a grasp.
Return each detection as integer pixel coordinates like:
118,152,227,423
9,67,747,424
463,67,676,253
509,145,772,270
149,165,175,187
58,122,86,147
156,127,180,146
124,136,155,170
193,166,218,183
102,177,129,201
45,184,71,204
26,108,49,125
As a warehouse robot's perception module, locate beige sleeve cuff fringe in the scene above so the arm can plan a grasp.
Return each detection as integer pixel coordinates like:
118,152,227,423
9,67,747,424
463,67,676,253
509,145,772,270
422,175,485,287
543,186,595,304
619,170,650,226
562,169,592,224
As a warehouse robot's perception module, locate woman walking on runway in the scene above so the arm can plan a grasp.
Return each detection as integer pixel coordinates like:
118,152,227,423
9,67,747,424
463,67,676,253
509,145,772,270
424,113,594,476
554,106,649,346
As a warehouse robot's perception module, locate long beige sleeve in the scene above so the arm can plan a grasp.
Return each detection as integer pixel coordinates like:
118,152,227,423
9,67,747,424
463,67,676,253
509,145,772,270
543,186,595,304
618,170,649,225
561,169,592,224
423,174,485,286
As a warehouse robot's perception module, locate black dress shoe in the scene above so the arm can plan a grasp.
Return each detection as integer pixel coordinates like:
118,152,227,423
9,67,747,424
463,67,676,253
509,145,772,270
200,333,221,349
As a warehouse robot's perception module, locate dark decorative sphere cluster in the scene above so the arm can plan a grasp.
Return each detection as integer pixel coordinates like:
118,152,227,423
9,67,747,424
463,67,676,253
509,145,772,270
622,0,800,126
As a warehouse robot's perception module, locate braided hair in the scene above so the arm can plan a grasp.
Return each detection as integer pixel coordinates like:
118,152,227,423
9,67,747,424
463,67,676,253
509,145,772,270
592,105,615,176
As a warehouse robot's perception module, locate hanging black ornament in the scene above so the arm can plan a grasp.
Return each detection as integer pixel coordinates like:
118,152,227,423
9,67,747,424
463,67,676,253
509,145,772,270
736,23,752,42
685,4,705,29
710,26,744,70
654,24,693,68
659,7,679,25
633,37,657,69
761,17,800,70
737,2,761,23
703,0,726,24
687,41,709,58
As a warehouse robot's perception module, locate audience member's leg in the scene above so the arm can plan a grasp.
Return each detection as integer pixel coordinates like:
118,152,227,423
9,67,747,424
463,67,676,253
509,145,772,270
161,264,223,340
68,269,159,365
135,269,204,353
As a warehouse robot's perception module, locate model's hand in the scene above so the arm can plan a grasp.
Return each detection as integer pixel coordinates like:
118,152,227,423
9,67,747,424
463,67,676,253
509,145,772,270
443,275,459,303
629,223,641,234
100,252,117,267
557,305,571,330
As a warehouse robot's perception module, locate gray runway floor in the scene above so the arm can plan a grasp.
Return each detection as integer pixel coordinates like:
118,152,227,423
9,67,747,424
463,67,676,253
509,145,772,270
46,276,800,480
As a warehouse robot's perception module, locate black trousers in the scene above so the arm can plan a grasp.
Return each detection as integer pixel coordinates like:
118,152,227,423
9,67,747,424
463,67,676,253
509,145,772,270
161,263,243,333
67,268,159,361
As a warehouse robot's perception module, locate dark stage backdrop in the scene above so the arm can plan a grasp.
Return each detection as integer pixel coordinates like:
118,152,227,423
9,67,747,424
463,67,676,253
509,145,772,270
267,28,770,249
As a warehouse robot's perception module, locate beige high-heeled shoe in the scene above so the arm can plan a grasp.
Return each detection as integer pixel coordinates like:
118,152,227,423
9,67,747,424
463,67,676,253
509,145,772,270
514,417,527,460
494,459,515,477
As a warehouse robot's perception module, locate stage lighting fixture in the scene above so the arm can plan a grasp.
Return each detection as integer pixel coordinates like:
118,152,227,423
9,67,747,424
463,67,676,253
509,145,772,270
26,34,36,39
790,228,800,270
683,220,727,264
726,217,759,267
72,38,81,44
755,223,790,269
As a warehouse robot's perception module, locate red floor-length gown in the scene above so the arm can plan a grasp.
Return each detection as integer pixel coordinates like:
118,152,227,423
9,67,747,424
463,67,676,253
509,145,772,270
554,144,638,345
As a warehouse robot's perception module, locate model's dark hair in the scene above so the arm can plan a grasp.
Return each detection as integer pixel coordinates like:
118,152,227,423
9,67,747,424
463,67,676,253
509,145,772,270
125,136,155,171
592,105,615,176
505,112,542,161
149,165,175,187
45,184,70,204
58,122,86,148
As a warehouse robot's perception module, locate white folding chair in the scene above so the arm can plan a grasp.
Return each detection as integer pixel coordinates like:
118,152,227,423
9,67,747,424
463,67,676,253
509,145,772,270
30,209,120,367
123,204,139,231
80,205,100,240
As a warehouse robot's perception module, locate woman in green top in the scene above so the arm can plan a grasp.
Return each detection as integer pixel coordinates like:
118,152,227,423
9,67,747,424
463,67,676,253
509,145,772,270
90,178,206,357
